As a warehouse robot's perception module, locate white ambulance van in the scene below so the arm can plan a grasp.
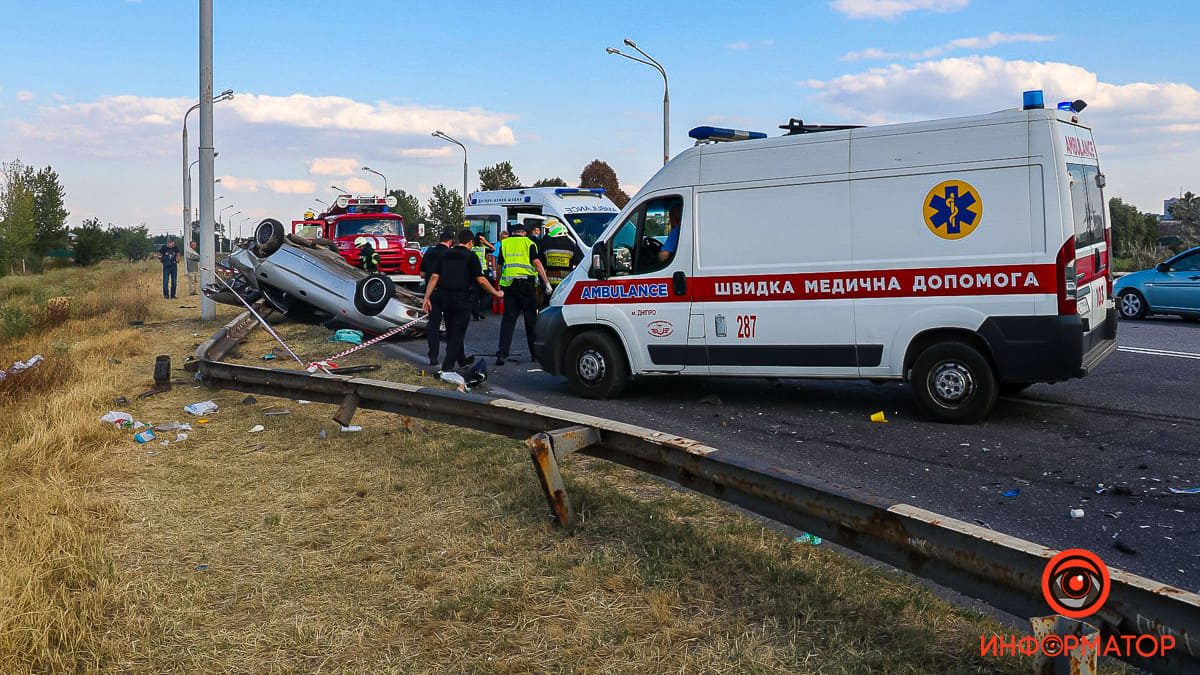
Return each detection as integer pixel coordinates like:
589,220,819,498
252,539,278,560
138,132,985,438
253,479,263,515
535,92,1117,423
464,187,621,252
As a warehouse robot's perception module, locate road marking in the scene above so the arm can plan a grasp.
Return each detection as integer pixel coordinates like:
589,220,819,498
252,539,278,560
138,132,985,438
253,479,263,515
1118,346,1200,360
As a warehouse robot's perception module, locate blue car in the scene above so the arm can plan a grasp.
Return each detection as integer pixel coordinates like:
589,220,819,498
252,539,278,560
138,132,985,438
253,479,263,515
1114,246,1200,320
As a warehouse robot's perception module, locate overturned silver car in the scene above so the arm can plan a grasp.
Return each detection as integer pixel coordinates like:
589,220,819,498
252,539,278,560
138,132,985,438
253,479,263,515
203,219,428,337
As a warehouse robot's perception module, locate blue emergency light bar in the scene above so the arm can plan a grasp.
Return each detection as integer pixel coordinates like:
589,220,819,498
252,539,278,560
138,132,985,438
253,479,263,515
553,188,606,196
1023,90,1044,110
689,126,768,142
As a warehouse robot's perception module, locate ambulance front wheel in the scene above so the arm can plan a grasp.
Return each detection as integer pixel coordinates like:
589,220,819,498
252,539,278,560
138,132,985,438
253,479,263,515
911,342,998,424
565,331,628,399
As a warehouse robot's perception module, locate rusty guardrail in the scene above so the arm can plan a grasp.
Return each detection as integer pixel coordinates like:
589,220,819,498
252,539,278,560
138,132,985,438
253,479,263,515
196,310,1199,673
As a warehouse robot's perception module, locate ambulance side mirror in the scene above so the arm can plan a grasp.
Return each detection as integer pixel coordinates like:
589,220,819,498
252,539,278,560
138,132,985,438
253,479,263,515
589,241,609,279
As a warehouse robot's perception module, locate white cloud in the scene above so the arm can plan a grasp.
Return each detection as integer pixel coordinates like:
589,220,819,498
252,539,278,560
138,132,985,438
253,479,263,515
802,56,1200,210
842,32,1054,61
391,147,455,159
16,91,33,102
218,175,317,194
830,0,968,20
306,157,359,176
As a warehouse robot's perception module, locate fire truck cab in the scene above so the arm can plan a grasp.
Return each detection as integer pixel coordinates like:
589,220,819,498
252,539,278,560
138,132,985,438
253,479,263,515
291,195,422,285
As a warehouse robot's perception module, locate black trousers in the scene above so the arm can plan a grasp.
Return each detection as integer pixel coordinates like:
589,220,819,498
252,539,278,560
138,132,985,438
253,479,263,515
498,278,538,358
438,290,472,372
162,265,177,298
425,289,444,361
471,276,494,317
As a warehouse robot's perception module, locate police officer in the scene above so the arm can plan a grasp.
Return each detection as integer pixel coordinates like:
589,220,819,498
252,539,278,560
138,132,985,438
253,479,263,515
539,218,582,301
353,236,381,274
419,229,455,366
470,233,495,320
422,229,503,376
496,221,553,366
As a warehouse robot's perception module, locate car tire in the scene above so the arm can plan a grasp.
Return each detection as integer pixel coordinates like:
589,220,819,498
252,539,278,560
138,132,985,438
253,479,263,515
565,331,629,399
1118,290,1147,319
254,219,286,256
910,341,998,424
353,273,395,316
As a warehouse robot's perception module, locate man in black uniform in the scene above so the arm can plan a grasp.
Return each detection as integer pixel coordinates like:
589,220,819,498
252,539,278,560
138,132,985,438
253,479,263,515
422,228,503,375
419,229,455,365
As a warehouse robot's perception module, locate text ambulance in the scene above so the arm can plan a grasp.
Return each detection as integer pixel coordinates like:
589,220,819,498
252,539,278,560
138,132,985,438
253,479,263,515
464,187,621,254
535,92,1117,423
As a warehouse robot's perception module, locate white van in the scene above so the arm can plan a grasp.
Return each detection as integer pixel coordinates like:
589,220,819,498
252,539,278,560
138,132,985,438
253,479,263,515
534,93,1117,423
464,187,621,252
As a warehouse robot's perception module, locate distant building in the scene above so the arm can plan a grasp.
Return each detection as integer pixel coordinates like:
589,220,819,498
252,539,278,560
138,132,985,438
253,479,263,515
1158,197,1182,236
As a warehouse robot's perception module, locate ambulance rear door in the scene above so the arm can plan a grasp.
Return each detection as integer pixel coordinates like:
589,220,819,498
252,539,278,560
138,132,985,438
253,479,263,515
1060,122,1111,331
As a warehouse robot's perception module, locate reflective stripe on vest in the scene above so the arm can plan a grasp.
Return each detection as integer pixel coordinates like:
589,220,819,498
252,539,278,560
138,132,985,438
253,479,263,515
471,245,487,269
499,236,536,286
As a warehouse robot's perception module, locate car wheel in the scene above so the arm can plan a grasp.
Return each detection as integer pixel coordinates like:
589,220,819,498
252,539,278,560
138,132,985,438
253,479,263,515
254,219,286,256
565,331,629,399
353,273,395,316
1118,290,1147,319
911,342,998,423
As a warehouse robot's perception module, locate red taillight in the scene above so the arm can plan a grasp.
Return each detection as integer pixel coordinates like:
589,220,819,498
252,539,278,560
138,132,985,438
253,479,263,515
1104,227,1113,298
1056,236,1077,316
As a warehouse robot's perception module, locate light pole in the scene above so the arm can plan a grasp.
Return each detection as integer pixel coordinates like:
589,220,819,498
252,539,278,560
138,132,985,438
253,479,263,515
361,166,387,196
432,130,467,205
182,89,232,242
331,185,348,195
220,208,239,252
606,39,669,165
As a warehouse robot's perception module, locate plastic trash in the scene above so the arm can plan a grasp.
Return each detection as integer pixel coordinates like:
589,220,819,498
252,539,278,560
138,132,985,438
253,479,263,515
100,411,134,426
439,371,468,387
175,433,188,442
340,425,362,432
1,354,44,381
795,533,823,545
870,411,888,423
330,329,363,345
1168,487,1200,495
247,424,265,433
317,430,327,440
184,400,219,416
134,429,156,443
1002,489,1019,497
1069,508,1085,519
155,422,192,432
262,354,277,360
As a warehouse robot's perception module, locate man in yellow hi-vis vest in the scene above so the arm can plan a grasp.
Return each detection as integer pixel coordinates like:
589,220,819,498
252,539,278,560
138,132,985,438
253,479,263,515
496,220,552,366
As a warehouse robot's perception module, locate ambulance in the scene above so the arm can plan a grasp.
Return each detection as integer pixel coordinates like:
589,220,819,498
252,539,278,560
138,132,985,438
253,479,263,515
464,187,621,253
534,91,1117,423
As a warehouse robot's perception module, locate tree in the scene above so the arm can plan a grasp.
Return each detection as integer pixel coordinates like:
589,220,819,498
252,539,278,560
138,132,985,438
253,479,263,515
72,217,112,266
579,160,630,207
478,162,521,191
0,160,37,275
532,177,568,188
112,225,156,262
1168,191,1200,244
31,165,69,263
388,188,428,242
1109,197,1156,256
426,184,463,239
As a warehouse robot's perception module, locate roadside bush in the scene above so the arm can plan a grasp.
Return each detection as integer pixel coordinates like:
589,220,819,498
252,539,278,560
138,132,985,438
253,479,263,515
0,303,32,340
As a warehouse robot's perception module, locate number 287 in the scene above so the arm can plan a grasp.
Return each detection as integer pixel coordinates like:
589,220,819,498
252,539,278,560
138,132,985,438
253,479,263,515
736,315,756,339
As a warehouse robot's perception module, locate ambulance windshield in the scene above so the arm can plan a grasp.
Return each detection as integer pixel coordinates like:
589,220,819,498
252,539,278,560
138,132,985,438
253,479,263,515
335,218,402,237
565,212,618,247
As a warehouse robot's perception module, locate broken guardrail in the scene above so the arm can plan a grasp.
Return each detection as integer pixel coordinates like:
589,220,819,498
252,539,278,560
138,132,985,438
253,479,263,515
196,309,1199,674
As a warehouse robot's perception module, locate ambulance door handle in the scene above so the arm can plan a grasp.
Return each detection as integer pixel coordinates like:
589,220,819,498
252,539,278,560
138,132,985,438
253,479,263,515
672,271,688,297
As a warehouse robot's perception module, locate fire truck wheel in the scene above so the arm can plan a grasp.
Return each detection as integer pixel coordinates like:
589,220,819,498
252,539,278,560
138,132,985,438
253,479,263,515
565,331,628,399
353,273,395,316
253,219,286,256
911,341,997,424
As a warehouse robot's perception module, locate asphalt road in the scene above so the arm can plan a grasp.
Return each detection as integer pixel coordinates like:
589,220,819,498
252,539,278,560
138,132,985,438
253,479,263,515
381,310,1200,593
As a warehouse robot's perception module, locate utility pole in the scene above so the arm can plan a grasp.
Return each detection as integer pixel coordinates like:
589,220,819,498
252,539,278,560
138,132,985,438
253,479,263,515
199,0,216,319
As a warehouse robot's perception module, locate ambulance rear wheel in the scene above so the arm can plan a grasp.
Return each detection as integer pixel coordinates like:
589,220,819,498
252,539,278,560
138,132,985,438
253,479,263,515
565,331,628,399
911,342,997,423
254,219,286,256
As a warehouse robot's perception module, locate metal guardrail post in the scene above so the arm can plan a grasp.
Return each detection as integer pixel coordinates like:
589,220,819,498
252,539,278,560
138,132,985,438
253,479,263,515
526,426,601,527
334,392,361,427
1031,615,1099,675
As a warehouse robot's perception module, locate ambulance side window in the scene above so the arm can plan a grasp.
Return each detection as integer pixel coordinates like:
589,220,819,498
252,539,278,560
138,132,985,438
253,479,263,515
607,196,683,277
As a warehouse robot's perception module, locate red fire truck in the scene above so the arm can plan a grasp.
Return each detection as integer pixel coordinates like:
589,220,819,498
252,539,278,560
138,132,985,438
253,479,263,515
291,195,422,284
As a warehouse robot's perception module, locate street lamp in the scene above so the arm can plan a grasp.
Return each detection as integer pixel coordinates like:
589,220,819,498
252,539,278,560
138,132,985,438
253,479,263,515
181,89,232,239
432,130,467,205
331,185,348,195
606,39,669,165
361,166,388,196
219,204,237,237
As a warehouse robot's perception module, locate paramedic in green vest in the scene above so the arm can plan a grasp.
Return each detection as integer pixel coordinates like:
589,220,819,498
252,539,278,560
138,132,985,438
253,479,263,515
539,217,582,307
470,232,495,321
495,221,553,366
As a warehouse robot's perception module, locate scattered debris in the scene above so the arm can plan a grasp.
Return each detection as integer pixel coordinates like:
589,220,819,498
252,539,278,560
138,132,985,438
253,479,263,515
699,394,723,406
1002,489,1019,498
1069,509,1085,519
439,371,468,388
184,400,219,416
264,410,290,416
869,411,888,423
1114,540,1138,555
973,519,993,529
100,411,134,427
133,429,156,443
111,396,128,405
136,388,165,400
0,354,44,381
262,353,277,360
242,395,257,405
332,364,380,375
795,533,823,545
340,425,362,432
108,358,122,365
1168,487,1200,495
175,433,188,443
317,430,327,440
329,329,363,345
247,424,265,433
128,320,143,326
154,422,192,432
194,564,208,571
160,440,169,446
297,400,311,404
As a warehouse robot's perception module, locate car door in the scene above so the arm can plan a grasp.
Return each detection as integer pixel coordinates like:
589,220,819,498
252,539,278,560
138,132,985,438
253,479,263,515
1148,250,1200,312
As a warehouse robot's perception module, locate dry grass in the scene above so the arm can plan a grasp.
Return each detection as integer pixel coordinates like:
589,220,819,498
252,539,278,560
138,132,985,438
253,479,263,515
1,263,1069,673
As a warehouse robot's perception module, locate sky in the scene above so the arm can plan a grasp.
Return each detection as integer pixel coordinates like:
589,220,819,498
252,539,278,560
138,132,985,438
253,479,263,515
1,0,1197,236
